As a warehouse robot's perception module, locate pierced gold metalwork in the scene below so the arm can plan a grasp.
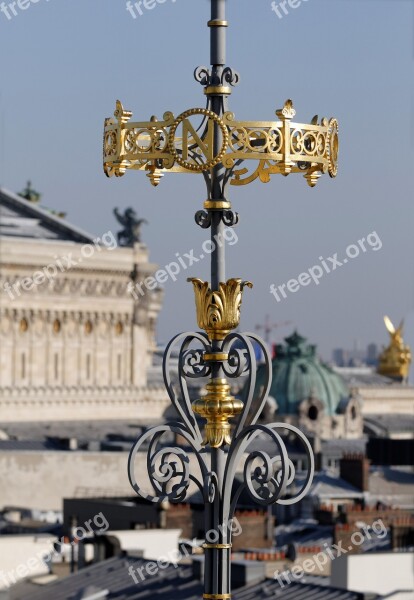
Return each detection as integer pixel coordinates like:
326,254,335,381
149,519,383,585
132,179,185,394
224,100,339,188
188,278,253,341
192,378,244,448
168,108,229,173
103,99,338,188
378,316,412,381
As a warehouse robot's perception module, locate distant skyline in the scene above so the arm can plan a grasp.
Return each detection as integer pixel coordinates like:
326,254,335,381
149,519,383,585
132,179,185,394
1,0,413,376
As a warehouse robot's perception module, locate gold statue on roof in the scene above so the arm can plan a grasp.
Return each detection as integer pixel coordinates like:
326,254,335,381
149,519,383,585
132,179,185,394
378,316,411,381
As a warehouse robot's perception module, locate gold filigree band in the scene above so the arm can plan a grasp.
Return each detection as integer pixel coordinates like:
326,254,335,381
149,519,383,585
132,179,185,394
104,100,339,188
202,543,232,549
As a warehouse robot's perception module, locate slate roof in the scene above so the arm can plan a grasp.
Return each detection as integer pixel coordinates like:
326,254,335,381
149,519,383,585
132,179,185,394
0,187,95,243
334,367,402,388
368,466,414,507
0,420,149,445
274,522,333,549
17,556,364,600
320,439,367,458
364,414,414,437
296,470,363,500
233,577,364,600
0,440,62,451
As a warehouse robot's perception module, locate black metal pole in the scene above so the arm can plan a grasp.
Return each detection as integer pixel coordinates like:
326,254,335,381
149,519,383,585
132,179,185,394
204,2,231,599
210,0,226,290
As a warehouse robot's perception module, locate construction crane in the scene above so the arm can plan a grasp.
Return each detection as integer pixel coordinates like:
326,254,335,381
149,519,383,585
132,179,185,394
255,316,293,345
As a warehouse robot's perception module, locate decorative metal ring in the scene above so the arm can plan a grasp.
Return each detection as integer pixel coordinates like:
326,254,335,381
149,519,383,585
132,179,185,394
207,19,228,27
204,595,231,600
202,543,232,549
204,200,231,210
168,108,229,173
204,86,232,96
203,353,229,362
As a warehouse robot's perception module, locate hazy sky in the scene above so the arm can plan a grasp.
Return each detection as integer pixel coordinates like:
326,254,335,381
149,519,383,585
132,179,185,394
1,0,413,368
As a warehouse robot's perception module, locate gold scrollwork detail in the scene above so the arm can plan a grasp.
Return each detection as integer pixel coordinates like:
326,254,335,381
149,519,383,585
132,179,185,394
168,108,229,173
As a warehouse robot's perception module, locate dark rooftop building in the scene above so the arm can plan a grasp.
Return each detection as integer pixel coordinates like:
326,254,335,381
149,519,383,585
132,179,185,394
9,556,366,600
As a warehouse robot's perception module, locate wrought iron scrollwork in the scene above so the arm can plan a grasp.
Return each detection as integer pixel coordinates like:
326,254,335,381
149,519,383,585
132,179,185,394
128,332,213,504
222,67,240,88
194,66,240,89
128,329,314,516
195,210,212,229
128,423,206,504
195,209,239,229
222,210,239,226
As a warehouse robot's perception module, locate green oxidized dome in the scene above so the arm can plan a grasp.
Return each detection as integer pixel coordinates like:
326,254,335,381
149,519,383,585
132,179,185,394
257,331,349,416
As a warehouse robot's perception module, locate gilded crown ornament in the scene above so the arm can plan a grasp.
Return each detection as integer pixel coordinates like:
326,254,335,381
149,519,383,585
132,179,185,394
104,99,338,188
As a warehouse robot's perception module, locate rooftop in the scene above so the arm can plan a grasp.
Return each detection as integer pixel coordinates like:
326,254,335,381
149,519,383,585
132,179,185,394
0,186,94,243
12,556,365,600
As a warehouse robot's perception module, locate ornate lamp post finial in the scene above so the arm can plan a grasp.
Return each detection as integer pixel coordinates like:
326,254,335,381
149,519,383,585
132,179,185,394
104,1,337,597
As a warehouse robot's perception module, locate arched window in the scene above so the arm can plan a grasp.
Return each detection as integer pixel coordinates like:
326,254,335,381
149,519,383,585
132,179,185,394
85,321,93,335
308,405,318,421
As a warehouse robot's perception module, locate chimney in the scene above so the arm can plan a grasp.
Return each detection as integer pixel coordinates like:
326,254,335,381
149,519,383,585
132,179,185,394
340,454,370,492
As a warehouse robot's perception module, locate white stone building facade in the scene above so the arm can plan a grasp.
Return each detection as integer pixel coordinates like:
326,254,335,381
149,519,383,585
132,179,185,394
0,187,168,422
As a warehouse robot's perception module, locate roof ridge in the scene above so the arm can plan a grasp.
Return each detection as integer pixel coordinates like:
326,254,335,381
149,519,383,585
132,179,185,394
0,186,96,243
